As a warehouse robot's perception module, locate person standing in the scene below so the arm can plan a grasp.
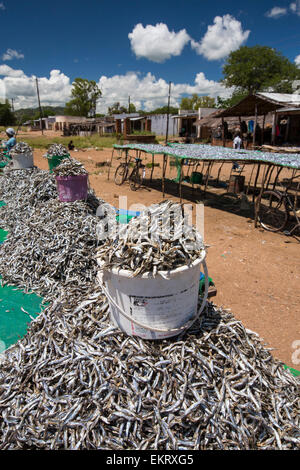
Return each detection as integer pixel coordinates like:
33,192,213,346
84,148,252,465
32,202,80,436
232,132,242,171
233,132,242,150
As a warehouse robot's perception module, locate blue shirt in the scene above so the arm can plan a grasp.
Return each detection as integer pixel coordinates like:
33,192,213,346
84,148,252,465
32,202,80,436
3,137,16,151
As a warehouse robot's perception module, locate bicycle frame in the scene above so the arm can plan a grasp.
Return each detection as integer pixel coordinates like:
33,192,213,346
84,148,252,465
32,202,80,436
276,174,300,235
255,171,300,236
284,191,300,235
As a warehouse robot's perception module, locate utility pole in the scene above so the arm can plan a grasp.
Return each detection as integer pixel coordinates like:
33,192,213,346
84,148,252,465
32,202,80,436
11,98,14,113
128,95,131,114
35,77,44,135
165,81,172,145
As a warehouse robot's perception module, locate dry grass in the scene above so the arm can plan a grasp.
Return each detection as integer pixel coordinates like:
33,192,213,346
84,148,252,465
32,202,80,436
16,134,119,150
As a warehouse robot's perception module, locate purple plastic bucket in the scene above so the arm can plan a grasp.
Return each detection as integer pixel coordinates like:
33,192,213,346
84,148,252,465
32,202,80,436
56,175,88,202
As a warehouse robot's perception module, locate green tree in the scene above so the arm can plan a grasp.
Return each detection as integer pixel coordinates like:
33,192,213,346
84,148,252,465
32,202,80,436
180,94,216,110
146,106,179,115
65,78,102,117
216,90,248,109
108,102,128,115
222,46,300,94
0,100,16,126
128,103,136,113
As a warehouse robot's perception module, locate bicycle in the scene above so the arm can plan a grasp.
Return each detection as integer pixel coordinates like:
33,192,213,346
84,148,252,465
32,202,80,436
255,173,300,236
114,156,146,191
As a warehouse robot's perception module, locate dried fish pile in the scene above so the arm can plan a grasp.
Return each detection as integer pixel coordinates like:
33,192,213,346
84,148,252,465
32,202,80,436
0,293,299,450
44,144,69,159
0,169,111,301
96,200,206,276
0,171,299,450
10,142,32,155
0,169,58,228
0,200,102,301
53,157,88,177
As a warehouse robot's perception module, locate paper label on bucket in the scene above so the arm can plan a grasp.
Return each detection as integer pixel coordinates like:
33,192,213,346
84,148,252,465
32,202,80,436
129,282,197,332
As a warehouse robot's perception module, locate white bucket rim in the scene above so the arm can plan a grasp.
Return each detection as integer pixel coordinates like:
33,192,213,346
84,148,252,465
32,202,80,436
97,250,206,279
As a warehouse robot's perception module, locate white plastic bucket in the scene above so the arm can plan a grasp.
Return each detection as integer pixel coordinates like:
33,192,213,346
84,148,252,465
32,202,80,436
97,254,209,340
10,152,34,170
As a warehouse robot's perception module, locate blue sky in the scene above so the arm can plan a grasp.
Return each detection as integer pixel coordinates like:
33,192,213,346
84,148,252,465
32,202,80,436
0,0,300,111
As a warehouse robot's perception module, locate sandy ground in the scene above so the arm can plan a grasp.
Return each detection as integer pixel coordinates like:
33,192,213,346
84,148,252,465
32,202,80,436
28,140,300,369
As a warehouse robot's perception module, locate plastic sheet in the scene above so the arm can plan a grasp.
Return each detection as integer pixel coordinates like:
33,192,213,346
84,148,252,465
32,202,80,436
0,276,44,352
114,143,300,170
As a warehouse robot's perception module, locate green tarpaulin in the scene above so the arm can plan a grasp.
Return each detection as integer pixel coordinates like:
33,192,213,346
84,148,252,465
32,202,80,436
0,201,8,243
0,277,44,352
0,200,44,352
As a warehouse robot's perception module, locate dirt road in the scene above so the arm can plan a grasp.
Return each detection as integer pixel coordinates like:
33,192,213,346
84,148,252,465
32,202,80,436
33,146,300,368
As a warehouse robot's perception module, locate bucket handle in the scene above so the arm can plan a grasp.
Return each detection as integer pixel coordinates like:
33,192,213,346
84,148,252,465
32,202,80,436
99,260,209,334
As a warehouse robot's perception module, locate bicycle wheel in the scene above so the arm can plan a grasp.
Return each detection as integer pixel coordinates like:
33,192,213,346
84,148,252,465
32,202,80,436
114,163,128,186
129,166,144,191
256,190,288,232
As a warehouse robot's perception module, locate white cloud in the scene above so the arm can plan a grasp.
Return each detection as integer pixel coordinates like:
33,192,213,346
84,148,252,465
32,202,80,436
295,54,300,67
0,66,72,108
191,15,250,61
2,49,24,61
290,1,300,14
0,64,26,77
0,3,5,10
0,65,232,112
266,2,300,16
97,71,231,113
128,23,190,63
265,7,288,18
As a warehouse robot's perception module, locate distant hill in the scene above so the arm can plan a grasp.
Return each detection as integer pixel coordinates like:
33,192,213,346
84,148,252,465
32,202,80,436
14,106,66,123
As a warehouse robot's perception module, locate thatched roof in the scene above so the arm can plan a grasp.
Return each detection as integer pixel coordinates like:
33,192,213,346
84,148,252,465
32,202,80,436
196,112,274,130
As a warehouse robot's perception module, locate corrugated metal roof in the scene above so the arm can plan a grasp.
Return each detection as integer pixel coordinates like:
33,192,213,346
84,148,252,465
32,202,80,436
276,107,300,114
171,114,198,119
130,117,146,121
214,93,300,118
257,92,300,106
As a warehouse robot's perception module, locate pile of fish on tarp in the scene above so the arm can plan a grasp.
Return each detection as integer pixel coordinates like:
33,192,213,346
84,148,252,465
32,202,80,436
0,166,299,450
43,144,69,159
0,168,110,302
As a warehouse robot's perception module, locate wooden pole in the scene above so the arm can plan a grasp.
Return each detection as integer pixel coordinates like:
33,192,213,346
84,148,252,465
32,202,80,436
265,164,275,191
285,117,290,142
35,77,44,135
262,114,266,145
222,117,225,147
252,163,261,203
255,164,271,227
294,178,299,212
271,111,277,145
162,155,169,198
204,162,212,198
253,102,257,148
107,148,115,180
179,159,184,204
246,164,255,196
165,82,171,145
272,166,283,191
217,163,224,184
150,154,155,182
